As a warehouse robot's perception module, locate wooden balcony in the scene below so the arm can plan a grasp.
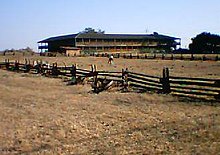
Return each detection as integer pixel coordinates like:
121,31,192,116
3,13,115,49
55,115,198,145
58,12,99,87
75,41,161,47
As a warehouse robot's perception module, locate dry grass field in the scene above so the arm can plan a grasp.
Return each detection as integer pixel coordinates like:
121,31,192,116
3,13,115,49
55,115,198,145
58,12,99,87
0,55,220,154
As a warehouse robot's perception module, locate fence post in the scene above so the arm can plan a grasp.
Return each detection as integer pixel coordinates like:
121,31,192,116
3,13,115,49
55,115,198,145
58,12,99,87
91,64,94,72
52,63,58,76
70,64,77,84
191,54,194,60
122,68,129,91
145,54,147,59
215,55,218,61
161,67,171,94
180,54,183,60
92,65,98,92
5,59,9,70
162,54,165,60
171,54,174,60
24,58,31,73
37,62,42,74
71,64,76,77
14,60,19,71
202,55,206,61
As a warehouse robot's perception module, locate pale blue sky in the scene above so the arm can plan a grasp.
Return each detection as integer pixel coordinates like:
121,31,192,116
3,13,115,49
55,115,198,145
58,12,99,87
0,0,219,51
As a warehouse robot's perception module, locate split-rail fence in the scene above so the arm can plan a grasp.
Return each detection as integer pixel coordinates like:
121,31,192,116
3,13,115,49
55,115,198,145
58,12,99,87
0,59,219,101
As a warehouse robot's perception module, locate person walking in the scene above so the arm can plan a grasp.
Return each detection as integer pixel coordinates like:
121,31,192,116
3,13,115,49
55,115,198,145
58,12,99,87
108,54,114,64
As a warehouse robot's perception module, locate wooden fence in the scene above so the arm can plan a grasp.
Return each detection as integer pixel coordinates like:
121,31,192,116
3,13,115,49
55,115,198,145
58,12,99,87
85,53,220,61
169,75,220,100
126,67,220,101
0,59,219,101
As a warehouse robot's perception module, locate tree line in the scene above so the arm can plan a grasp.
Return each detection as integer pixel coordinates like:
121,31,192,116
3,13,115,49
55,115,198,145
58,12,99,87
0,47,35,55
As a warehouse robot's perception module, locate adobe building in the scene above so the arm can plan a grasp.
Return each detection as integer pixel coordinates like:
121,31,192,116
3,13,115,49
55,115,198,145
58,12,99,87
38,32,180,55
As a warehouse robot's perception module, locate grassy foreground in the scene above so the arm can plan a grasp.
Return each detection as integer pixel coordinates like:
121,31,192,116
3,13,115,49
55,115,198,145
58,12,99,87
0,55,220,154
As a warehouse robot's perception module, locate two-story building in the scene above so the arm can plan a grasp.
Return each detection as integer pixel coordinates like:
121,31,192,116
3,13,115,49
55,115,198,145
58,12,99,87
38,32,180,55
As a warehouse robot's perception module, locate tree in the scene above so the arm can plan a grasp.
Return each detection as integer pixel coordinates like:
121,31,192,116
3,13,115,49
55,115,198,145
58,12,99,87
82,27,105,34
97,28,105,34
83,27,95,33
189,32,220,54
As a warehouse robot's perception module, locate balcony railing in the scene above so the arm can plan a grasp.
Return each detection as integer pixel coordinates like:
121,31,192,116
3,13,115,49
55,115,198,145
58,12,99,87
76,41,162,47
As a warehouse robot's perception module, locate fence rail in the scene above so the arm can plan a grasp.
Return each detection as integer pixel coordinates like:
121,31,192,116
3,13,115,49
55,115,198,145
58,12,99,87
169,75,220,100
0,59,219,101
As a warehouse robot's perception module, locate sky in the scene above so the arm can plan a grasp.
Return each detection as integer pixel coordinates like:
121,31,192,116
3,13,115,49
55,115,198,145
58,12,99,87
0,0,219,52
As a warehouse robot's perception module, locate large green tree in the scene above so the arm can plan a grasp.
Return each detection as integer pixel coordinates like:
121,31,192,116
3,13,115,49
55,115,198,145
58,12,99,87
189,32,220,53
